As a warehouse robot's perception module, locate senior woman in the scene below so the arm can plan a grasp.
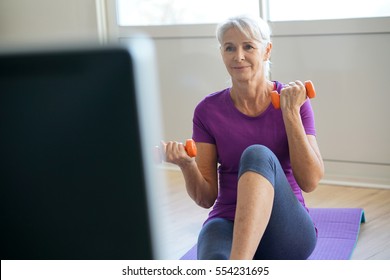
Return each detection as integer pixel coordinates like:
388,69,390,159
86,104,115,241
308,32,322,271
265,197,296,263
164,15,324,260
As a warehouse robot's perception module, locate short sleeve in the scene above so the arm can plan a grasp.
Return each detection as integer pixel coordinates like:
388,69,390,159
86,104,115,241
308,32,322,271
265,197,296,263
192,99,216,144
300,99,317,136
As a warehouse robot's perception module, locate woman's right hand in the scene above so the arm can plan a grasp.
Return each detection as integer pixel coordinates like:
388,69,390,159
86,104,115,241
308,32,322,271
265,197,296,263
161,141,195,167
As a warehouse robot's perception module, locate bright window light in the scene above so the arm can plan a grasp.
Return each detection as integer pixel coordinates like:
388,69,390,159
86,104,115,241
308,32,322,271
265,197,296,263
116,0,259,26
269,0,390,21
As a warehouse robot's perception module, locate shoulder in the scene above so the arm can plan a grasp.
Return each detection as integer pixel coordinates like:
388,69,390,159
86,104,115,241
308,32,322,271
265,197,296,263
200,88,229,104
195,88,230,112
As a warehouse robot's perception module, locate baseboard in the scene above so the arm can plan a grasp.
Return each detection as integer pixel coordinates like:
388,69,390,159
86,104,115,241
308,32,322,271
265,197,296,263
157,161,390,190
322,160,390,189
320,178,390,189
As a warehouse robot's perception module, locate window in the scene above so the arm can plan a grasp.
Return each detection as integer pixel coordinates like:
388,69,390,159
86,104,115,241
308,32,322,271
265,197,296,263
103,0,390,40
269,0,390,21
116,0,259,26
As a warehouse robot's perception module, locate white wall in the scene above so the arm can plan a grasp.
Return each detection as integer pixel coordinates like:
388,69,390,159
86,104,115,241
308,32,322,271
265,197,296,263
0,0,99,46
270,20,390,188
153,37,228,141
1,0,389,188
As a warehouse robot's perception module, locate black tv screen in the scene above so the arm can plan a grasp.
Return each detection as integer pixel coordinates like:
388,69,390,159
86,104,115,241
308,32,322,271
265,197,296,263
0,43,163,260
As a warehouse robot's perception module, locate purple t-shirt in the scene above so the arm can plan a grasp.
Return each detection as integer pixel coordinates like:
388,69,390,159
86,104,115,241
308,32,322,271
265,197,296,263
192,81,316,224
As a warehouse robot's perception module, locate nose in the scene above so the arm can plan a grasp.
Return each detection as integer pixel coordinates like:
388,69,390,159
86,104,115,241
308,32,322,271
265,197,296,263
234,48,245,62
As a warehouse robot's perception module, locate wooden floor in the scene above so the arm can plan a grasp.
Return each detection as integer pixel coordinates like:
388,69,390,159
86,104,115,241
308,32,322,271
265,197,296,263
159,169,390,260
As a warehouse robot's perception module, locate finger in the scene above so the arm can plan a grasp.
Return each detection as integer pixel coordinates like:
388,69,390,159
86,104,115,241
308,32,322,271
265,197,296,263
160,140,167,151
295,80,304,87
168,141,185,156
164,141,174,157
294,80,307,97
177,142,189,156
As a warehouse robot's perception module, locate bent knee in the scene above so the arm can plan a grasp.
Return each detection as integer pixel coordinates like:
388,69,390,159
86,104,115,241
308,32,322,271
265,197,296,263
240,145,275,163
238,145,278,180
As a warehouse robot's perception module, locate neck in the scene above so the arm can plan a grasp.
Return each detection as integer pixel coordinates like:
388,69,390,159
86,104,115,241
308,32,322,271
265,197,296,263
230,79,274,116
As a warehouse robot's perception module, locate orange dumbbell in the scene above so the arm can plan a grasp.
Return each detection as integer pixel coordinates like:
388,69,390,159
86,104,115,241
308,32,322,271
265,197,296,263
271,80,316,109
183,139,197,158
154,139,197,163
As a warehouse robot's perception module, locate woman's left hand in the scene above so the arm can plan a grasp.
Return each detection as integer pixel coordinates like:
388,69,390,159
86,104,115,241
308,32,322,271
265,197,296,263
280,80,307,112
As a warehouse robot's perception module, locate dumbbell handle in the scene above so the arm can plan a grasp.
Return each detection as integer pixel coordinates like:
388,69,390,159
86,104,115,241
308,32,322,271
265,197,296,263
271,80,316,109
155,139,197,163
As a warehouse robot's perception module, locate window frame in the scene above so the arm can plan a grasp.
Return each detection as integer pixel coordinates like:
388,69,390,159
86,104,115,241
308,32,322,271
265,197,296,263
100,0,390,43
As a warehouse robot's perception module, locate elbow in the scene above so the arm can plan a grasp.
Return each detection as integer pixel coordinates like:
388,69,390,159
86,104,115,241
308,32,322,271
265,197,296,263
196,196,216,209
302,183,318,193
192,181,218,209
302,168,325,193
198,201,214,209
194,190,217,209
301,180,319,193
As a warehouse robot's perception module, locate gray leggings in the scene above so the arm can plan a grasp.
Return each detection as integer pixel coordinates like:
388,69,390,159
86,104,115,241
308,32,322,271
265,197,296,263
197,145,317,260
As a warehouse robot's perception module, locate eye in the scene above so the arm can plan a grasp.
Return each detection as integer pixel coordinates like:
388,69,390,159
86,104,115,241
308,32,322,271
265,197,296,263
224,45,235,52
244,44,256,51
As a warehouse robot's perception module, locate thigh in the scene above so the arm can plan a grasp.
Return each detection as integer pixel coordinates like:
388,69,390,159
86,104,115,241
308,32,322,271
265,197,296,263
238,145,316,259
255,164,317,260
197,218,233,260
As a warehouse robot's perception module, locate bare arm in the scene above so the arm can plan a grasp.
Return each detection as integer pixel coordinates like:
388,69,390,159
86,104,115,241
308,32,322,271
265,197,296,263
164,141,218,208
280,81,325,192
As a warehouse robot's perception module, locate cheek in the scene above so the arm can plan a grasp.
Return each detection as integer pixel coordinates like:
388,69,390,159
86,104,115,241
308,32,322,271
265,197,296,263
254,54,265,67
222,55,232,70
261,49,269,61
221,53,230,63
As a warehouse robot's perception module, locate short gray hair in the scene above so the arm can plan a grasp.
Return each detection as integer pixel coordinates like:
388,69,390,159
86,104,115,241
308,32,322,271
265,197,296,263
216,15,272,77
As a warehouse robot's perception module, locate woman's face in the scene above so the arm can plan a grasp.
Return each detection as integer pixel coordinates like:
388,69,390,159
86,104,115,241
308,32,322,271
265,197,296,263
220,27,270,83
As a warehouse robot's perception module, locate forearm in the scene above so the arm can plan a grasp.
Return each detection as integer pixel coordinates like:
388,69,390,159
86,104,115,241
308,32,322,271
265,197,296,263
164,141,218,208
179,160,218,208
282,109,324,192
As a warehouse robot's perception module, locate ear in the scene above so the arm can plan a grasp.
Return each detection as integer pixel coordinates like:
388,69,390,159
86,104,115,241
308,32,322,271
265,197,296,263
264,42,272,60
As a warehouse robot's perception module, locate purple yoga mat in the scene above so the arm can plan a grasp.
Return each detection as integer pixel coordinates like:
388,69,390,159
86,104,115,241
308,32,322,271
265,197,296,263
180,208,365,260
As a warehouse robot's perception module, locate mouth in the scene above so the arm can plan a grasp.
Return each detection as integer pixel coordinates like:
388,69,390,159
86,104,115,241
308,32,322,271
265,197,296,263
232,66,251,70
